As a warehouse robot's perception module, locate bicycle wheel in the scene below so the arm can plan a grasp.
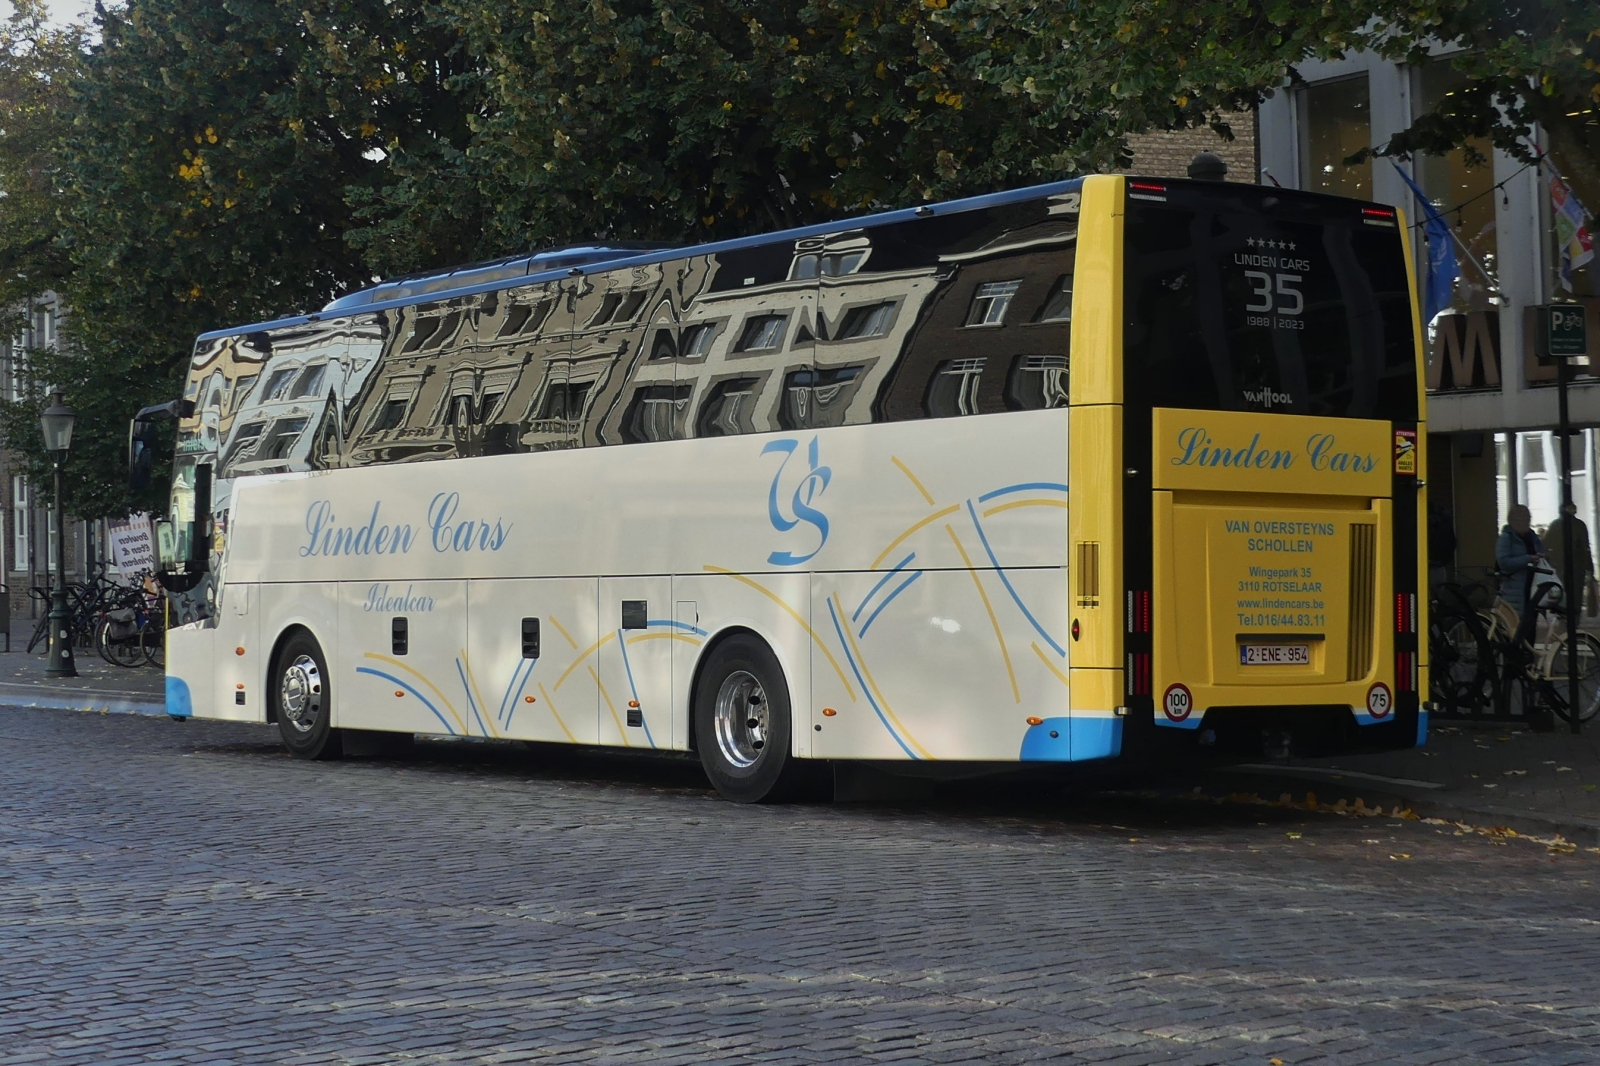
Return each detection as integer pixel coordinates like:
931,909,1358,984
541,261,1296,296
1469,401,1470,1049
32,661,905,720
96,616,148,668
1546,631,1600,725
141,621,164,668
1430,611,1493,714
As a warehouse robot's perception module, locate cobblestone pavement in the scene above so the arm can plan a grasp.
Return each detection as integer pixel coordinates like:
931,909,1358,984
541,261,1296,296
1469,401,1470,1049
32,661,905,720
2,707,1598,1066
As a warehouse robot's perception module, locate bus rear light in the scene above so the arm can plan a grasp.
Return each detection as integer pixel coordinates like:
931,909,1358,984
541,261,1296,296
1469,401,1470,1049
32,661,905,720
1126,590,1151,634
1395,593,1416,633
1127,652,1151,696
1396,652,1416,692
1129,181,1168,203
1362,206,1397,228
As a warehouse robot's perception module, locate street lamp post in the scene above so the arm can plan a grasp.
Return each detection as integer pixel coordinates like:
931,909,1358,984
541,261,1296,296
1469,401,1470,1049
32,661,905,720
41,392,76,678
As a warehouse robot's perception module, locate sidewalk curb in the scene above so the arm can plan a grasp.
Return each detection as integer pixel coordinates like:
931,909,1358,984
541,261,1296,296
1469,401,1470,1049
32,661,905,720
1201,767,1600,847
0,687,167,718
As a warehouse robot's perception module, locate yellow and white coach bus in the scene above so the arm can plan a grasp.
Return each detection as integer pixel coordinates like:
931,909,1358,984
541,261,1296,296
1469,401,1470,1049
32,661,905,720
139,173,1427,801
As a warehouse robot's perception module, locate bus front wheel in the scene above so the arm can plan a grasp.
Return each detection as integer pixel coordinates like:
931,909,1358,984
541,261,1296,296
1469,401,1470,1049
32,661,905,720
694,634,806,803
273,630,342,760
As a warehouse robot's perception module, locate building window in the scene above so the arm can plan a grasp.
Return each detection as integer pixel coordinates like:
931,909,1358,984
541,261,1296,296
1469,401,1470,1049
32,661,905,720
1301,75,1372,198
1034,276,1074,322
1415,60,1498,311
12,477,27,571
925,358,987,417
836,302,894,340
734,314,787,352
965,281,1020,327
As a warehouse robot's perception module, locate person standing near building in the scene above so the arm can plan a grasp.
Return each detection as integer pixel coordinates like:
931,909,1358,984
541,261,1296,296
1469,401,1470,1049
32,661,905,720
1544,502,1597,619
1496,504,1547,617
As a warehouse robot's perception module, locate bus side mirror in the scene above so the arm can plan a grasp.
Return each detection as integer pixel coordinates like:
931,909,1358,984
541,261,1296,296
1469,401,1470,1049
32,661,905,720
128,420,157,492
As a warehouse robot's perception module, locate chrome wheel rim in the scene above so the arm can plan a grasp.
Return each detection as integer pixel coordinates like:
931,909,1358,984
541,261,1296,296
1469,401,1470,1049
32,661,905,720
713,670,767,769
280,653,323,734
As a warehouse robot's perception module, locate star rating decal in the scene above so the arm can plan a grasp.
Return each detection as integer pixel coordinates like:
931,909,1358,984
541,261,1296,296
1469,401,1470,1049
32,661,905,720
1245,237,1298,251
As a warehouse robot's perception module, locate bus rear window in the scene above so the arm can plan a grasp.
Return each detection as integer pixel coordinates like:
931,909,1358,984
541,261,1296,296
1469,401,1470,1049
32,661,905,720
1123,185,1417,421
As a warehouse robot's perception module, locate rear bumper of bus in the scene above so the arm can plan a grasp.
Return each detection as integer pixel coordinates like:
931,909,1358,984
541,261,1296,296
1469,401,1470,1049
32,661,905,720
1142,700,1427,759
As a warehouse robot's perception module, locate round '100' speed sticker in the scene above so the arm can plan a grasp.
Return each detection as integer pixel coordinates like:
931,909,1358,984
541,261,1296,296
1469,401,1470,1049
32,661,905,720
1366,681,1393,720
1162,683,1194,723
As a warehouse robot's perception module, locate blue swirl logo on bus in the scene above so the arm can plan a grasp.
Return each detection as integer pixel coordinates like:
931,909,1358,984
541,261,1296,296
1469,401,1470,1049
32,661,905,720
299,494,511,558
1170,427,1377,474
762,436,831,566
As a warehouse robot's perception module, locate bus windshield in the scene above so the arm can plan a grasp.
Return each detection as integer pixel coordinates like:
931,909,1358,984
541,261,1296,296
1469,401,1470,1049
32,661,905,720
1123,182,1417,422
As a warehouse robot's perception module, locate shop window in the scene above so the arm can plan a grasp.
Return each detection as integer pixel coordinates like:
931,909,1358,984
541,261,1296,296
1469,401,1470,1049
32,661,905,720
1301,75,1372,199
1415,61,1499,312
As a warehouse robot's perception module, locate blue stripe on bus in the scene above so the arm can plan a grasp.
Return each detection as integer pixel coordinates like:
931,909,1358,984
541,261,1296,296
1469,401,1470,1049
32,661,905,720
976,482,1069,503
853,552,916,621
455,660,492,737
355,667,457,735
500,657,536,728
965,500,1067,657
825,597,919,760
858,569,924,639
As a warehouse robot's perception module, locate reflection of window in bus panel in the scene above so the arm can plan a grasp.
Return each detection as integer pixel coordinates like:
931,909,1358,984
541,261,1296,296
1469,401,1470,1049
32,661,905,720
681,322,718,358
262,367,297,401
925,358,987,417
257,417,308,462
369,395,411,432
289,363,326,399
1005,355,1069,410
836,302,894,339
695,377,762,437
734,314,787,352
779,367,861,430
965,281,1021,326
222,422,267,473
229,375,258,411
620,384,691,443
538,380,592,422
1033,276,1073,322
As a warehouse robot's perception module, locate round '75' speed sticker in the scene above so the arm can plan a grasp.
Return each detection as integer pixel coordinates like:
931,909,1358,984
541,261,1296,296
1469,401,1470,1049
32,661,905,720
1163,683,1194,723
1366,681,1393,720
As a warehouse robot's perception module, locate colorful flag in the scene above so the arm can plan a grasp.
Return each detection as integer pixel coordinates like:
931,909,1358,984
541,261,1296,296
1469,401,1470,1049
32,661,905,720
1394,162,1459,323
1551,171,1595,291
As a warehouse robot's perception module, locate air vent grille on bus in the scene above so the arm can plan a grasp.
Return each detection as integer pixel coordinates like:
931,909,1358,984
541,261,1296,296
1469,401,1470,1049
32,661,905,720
1075,541,1100,607
1346,524,1377,681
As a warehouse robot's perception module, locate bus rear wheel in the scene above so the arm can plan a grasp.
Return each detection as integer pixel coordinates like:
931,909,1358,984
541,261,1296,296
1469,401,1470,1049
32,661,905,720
694,634,807,803
273,630,342,760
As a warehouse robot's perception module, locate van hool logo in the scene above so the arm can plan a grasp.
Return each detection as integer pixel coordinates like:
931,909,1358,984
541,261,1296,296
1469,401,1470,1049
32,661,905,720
1242,386,1294,409
1171,427,1378,474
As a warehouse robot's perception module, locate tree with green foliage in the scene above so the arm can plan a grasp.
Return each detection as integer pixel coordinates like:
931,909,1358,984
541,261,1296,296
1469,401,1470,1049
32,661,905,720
0,0,470,519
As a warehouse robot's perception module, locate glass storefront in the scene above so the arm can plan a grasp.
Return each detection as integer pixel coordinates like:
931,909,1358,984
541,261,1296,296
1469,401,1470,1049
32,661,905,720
1300,75,1373,199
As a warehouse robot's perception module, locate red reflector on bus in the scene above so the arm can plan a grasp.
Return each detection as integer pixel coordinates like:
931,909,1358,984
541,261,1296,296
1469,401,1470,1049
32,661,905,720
1130,181,1166,192
1128,181,1168,203
1362,207,1397,228
1396,652,1415,692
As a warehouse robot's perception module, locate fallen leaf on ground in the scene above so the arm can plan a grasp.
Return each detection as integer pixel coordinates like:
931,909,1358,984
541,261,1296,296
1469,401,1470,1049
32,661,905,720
1390,853,1412,860
1504,770,1527,776
1286,831,1302,839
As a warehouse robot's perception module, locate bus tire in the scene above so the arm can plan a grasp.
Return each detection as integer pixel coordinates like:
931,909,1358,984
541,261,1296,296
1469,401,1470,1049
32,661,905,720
273,630,342,760
694,633,804,803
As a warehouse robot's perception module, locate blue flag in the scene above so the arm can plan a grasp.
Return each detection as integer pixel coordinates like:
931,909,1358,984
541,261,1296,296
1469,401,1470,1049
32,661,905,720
1393,161,1459,323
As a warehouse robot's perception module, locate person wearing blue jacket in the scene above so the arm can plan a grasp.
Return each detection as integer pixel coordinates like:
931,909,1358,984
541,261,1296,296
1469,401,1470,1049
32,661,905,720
1496,504,1547,615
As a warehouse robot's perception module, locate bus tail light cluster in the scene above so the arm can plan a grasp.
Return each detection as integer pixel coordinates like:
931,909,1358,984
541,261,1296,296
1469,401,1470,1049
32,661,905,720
1396,651,1417,692
1126,590,1152,697
1362,206,1398,228
1395,593,1416,634
1396,593,1418,692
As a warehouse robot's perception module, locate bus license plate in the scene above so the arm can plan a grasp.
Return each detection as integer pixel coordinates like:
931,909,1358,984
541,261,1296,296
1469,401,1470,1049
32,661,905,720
1240,644,1310,665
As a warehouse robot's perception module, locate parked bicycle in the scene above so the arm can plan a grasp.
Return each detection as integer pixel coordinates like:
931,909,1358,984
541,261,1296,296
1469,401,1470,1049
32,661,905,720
1430,569,1600,726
